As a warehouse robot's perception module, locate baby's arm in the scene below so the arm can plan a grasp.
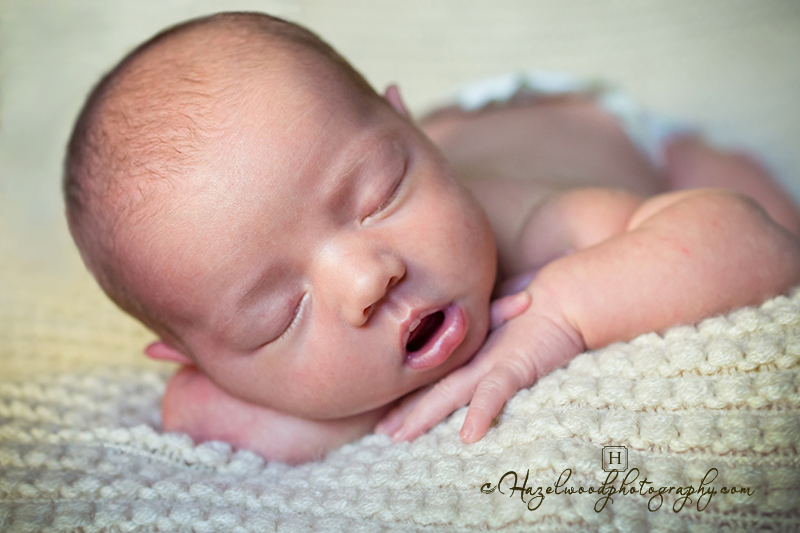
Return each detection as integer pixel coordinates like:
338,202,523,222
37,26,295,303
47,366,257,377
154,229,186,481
547,188,800,347
161,366,387,464
382,187,800,443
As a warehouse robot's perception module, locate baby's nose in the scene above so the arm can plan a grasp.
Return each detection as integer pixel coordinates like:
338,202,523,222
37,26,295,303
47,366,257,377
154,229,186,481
316,237,405,326
342,253,405,326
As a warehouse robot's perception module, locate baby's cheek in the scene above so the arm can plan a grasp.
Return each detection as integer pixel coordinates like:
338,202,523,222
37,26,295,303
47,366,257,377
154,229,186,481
281,338,379,418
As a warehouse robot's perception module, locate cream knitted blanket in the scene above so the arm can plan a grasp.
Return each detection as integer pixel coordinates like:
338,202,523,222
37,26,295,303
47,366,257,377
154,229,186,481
2,289,799,532
3,2,800,530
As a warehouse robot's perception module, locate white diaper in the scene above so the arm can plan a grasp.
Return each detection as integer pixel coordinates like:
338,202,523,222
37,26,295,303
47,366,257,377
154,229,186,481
427,70,695,169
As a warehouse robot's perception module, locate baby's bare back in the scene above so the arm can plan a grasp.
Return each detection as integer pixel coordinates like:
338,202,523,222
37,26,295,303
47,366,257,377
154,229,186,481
421,98,664,194
421,97,800,277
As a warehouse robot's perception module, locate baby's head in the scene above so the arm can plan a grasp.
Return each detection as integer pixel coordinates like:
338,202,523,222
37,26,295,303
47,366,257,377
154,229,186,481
65,12,496,419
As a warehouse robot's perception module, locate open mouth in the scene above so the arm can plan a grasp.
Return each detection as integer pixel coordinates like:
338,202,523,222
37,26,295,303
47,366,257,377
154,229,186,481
406,311,445,352
403,304,468,371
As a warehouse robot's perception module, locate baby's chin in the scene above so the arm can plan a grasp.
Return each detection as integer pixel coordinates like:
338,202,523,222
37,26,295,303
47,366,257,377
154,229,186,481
305,308,489,421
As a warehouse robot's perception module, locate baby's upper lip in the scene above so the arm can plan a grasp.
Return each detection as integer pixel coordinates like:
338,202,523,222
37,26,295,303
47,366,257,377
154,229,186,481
399,304,445,351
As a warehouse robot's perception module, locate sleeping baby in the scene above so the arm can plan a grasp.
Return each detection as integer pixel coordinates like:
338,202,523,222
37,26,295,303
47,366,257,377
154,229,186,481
64,12,800,464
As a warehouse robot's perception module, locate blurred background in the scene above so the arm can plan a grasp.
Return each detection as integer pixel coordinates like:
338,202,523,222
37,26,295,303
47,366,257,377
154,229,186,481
2,0,799,378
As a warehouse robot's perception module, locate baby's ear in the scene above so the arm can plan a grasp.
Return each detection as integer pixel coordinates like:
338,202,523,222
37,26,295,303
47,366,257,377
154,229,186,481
383,84,409,118
145,341,193,365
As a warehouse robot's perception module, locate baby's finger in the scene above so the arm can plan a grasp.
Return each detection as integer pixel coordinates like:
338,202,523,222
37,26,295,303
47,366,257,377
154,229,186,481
459,362,534,443
374,385,430,436
495,270,537,298
490,291,532,330
390,364,484,442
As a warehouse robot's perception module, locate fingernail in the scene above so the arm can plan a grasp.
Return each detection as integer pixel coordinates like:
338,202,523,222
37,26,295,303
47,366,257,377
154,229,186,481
376,418,401,436
516,291,531,306
391,427,408,442
459,423,473,443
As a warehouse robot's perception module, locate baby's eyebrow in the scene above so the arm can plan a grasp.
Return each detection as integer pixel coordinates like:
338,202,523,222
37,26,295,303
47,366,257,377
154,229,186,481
336,132,403,181
312,133,396,219
234,262,287,312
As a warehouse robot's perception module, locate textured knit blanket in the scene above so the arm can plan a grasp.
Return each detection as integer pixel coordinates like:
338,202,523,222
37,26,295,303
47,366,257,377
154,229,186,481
4,2,800,531
2,288,799,532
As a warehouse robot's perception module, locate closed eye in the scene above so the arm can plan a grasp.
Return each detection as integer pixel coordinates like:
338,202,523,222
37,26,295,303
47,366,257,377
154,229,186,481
268,292,308,346
362,156,408,222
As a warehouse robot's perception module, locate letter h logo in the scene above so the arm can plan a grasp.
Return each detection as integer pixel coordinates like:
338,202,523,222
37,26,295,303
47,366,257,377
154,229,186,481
602,446,628,472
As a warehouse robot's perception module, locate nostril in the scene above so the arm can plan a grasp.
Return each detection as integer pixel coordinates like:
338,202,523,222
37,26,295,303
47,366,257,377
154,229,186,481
358,267,404,324
387,272,404,291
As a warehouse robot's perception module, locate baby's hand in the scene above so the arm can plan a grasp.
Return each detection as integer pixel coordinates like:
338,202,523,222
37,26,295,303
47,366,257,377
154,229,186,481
376,283,585,443
162,366,386,464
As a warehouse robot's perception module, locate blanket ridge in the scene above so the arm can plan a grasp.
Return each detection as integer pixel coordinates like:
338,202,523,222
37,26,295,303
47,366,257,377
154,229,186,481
1,290,799,532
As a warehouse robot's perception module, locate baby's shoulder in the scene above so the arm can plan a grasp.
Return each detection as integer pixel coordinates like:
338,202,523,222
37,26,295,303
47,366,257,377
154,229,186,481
475,181,645,275
462,176,558,252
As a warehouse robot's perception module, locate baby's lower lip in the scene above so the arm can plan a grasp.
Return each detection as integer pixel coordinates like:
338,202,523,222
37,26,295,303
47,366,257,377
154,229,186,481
405,303,467,371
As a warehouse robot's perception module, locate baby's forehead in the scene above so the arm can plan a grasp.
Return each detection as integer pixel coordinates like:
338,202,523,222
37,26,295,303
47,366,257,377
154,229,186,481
143,105,396,250
107,32,364,169
105,23,392,256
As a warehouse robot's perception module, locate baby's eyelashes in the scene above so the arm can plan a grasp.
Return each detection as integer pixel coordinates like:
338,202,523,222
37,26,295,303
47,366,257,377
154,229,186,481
361,170,407,224
258,292,309,348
